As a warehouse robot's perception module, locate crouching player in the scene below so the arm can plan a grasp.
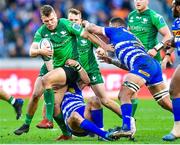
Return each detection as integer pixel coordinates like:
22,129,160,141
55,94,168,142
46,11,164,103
60,67,114,141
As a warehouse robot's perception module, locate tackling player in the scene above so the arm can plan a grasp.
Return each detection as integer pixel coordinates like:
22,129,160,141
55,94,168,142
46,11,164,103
83,17,173,139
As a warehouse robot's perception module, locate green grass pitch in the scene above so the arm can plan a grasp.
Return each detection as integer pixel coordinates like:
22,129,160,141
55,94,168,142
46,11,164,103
0,98,180,144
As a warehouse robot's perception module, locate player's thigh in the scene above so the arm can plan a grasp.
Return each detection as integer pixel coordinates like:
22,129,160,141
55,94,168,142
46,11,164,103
43,68,66,86
169,65,180,97
53,85,68,102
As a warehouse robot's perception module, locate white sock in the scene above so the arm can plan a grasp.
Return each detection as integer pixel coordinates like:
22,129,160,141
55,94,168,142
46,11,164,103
171,121,180,137
11,98,16,105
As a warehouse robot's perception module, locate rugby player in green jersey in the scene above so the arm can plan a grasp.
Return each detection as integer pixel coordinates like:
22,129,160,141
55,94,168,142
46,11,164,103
128,0,172,61
67,8,123,120
37,8,127,140
14,5,110,136
127,0,172,117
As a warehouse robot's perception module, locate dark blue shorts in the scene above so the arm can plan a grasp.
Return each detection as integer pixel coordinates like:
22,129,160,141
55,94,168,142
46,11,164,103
130,55,163,86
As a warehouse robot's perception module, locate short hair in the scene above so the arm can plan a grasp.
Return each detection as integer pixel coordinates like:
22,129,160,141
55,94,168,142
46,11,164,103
109,17,126,26
40,5,55,17
68,8,82,17
174,0,180,5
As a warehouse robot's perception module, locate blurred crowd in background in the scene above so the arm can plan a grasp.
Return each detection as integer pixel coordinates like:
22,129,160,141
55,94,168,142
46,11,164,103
0,0,174,59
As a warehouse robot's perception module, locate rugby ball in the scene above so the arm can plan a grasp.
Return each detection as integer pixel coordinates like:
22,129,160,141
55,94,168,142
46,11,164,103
39,38,53,61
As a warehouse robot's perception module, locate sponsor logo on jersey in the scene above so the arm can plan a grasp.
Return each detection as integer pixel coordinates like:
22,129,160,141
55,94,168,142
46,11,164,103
142,18,148,24
92,76,97,81
138,69,150,77
60,31,67,37
72,23,81,31
173,30,180,36
80,39,88,46
51,32,57,35
136,16,141,19
159,17,165,24
129,17,134,23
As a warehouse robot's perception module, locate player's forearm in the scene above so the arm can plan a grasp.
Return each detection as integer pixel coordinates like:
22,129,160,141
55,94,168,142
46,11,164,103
111,60,129,71
29,42,40,57
29,48,41,57
73,62,90,84
82,31,108,51
78,68,90,85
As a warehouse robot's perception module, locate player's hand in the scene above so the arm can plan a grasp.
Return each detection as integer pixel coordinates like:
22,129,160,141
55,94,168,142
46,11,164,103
147,48,157,57
161,55,172,70
98,55,112,64
65,59,79,67
82,20,90,28
96,47,106,56
39,48,53,58
104,44,114,52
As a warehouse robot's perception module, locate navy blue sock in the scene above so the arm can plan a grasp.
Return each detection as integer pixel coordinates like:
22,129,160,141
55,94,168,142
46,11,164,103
172,98,180,121
90,109,103,128
121,103,132,130
80,119,107,139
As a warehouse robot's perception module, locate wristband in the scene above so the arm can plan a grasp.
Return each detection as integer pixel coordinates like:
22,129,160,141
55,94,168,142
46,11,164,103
154,42,164,52
166,52,171,56
74,63,82,72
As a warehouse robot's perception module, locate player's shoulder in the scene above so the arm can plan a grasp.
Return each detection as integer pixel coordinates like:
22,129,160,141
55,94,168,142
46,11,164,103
172,18,180,29
128,10,137,17
149,9,163,18
34,24,46,36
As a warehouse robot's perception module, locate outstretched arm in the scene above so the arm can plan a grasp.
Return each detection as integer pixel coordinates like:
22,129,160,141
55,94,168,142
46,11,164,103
81,30,113,52
96,48,129,71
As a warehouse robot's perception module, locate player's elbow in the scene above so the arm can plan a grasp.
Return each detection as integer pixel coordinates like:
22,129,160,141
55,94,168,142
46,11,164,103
29,50,33,57
81,30,89,39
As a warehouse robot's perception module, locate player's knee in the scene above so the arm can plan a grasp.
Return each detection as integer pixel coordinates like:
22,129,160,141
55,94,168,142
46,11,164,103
41,75,51,88
32,92,41,102
88,96,101,108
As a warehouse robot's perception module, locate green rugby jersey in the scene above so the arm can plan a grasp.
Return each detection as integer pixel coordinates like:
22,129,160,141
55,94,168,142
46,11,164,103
77,36,99,73
128,9,167,61
33,18,83,68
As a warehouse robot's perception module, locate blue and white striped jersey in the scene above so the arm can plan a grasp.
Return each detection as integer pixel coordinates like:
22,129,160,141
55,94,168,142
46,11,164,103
172,18,180,56
102,26,148,70
61,83,85,124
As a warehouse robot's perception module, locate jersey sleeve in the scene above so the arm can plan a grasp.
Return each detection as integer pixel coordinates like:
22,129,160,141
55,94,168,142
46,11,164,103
102,27,113,38
172,19,180,36
151,12,167,30
61,18,84,36
33,27,43,43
